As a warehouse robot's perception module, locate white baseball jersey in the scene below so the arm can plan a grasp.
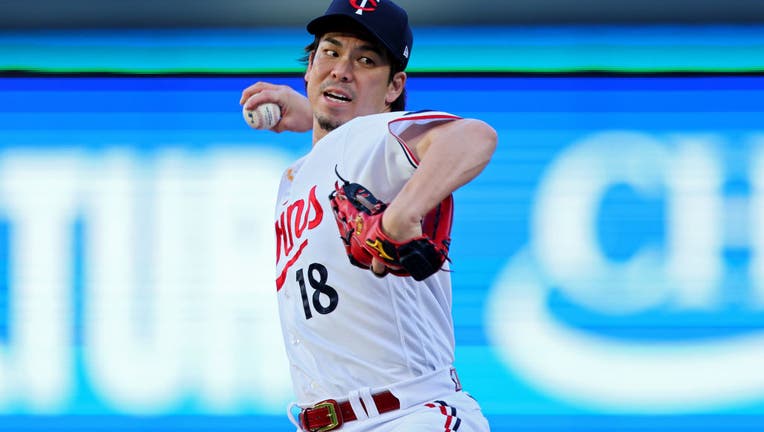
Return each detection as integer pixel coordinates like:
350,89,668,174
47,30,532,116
274,110,462,406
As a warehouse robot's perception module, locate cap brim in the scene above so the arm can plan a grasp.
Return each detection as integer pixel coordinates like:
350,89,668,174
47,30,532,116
307,14,367,36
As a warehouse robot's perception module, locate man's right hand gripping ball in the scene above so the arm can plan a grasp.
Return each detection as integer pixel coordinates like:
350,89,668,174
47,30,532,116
328,174,453,281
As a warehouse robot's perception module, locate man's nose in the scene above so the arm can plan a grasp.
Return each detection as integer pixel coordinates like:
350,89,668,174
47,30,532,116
331,58,353,82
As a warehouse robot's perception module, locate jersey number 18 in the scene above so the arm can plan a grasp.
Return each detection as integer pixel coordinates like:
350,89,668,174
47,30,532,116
296,263,338,319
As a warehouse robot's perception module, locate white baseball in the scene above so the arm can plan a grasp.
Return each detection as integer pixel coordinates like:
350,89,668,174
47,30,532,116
243,102,281,130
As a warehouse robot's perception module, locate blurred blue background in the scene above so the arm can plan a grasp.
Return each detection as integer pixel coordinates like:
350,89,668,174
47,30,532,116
2,1,764,430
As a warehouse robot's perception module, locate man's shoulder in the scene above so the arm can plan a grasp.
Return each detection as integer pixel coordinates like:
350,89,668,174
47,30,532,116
320,112,404,143
346,111,407,127
343,110,458,131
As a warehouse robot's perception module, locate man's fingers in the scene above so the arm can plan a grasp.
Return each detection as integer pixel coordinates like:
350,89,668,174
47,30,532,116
239,83,264,105
240,82,278,106
241,90,271,109
240,83,312,133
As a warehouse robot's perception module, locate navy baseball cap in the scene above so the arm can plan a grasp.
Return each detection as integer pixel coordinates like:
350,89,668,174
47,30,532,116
307,0,413,70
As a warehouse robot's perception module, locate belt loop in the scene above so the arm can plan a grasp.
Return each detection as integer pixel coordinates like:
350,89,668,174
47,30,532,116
286,402,302,430
359,387,380,417
450,367,463,392
347,389,369,421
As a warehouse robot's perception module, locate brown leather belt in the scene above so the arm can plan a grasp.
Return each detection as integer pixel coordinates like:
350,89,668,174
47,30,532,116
299,391,400,431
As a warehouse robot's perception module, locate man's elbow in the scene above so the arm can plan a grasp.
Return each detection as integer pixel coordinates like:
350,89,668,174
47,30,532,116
463,118,498,160
423,118,498,162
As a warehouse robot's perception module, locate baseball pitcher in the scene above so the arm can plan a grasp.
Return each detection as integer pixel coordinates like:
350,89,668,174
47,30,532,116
240,1,497,430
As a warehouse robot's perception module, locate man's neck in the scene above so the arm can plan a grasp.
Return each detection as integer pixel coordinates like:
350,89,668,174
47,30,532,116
312,127,328,145
312,116,338,145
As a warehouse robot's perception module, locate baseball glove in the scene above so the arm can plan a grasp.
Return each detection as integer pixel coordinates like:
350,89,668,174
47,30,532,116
328,170,453,281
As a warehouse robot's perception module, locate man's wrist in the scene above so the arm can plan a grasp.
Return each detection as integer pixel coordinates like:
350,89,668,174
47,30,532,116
381,205,422,241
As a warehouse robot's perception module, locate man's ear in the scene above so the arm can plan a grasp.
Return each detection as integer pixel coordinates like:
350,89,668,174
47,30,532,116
304,51,316,82
386,71,407,104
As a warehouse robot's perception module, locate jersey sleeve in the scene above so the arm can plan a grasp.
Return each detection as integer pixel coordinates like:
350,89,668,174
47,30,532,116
386,110,462,168
336,111,461,204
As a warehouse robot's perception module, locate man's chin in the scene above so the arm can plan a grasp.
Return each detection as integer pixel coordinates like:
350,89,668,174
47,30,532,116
315,114,345,133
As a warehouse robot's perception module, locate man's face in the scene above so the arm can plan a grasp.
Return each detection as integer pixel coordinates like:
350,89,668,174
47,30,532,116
305,32,405,133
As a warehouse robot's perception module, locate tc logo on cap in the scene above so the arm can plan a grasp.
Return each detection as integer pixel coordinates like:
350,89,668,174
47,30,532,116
350,0,379,15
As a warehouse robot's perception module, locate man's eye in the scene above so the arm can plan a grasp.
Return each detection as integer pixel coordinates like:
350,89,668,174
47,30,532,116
323,49,338,57
359,57,375,65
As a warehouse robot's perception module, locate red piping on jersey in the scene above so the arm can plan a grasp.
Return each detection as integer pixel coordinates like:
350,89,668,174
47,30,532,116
387,113,462,167
275,239,308,291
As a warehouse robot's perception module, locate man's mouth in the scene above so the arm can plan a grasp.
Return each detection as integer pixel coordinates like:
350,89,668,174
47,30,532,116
324,90,352,103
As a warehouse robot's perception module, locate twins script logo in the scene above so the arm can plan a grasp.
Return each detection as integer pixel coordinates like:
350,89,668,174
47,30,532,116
350,0,379,15
275,185,324,290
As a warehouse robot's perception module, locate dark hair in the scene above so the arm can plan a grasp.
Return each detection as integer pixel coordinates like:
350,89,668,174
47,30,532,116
301,35,407,112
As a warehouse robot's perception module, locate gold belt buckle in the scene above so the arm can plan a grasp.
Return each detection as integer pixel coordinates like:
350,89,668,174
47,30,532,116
308,399,342,432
